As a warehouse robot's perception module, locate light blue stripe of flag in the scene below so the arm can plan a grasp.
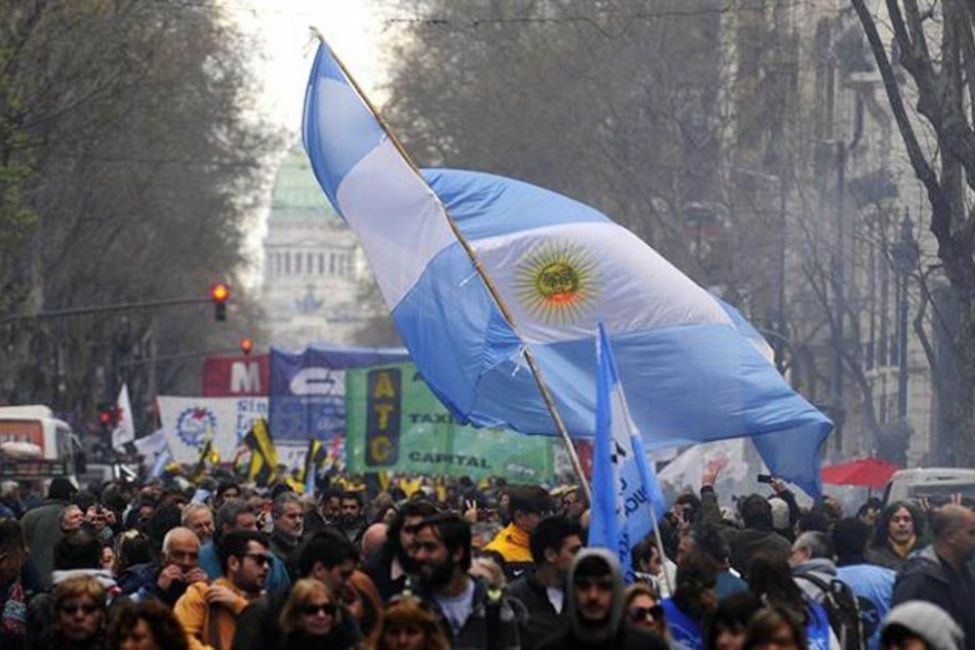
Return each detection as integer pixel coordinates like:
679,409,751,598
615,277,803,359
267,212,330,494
589,323,666,581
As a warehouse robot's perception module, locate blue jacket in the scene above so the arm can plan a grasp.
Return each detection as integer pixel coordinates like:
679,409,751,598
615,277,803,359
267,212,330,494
838,563,894,650
198,541,291,596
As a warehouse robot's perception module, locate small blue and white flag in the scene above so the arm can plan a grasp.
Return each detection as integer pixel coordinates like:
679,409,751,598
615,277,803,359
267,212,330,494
302,40,832,496
589,323,666,581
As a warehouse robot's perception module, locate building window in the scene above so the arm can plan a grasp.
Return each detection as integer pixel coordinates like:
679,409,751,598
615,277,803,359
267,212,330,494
307,252,314,274
284,251,291,275
318,253,324,274
295,252,302,274
329,253,336,274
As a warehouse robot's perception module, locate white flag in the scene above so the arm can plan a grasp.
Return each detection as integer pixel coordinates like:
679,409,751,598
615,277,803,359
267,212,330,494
111,384,136,450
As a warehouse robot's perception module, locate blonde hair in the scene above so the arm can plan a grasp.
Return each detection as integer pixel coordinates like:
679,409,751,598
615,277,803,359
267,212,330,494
279,578,336,634
54,575,107,611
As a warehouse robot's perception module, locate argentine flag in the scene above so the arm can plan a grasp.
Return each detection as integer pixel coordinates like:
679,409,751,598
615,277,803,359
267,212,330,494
590,323,666,581
302,41,832,496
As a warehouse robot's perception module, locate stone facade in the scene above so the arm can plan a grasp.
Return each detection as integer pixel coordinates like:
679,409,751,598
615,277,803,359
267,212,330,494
261,146,369,349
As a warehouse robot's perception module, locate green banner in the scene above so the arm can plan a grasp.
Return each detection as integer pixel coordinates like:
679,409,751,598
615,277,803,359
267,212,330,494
346,363,555,483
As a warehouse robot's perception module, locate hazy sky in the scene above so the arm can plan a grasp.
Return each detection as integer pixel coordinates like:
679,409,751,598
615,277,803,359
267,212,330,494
228,0,396,287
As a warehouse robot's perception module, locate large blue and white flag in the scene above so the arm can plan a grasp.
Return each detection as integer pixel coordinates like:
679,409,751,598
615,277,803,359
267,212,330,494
302,40,832,496
589,323,666,581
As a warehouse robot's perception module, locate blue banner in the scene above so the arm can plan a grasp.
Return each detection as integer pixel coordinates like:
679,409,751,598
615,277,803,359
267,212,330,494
268,345,409,441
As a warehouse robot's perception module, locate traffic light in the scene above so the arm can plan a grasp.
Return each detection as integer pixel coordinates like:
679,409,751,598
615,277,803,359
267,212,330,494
96,402,116,435
210,282,230,321
239,337,254,355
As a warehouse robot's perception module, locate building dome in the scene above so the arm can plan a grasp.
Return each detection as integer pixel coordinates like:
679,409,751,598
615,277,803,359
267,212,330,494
270,145,340,222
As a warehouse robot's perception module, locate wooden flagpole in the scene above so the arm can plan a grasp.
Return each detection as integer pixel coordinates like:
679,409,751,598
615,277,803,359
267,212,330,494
308,30,591,500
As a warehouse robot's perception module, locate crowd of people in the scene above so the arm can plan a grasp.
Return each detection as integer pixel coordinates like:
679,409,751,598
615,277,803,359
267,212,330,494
0,461,973,650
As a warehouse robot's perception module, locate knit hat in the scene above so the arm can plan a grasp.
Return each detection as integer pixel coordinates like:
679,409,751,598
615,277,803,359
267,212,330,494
882,601,964,650
769,496,790,530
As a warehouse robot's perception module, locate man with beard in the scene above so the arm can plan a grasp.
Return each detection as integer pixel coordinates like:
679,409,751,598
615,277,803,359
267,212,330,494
364,500,439,600
121,526,208,606
537,549,668,650
413,513,526,649
174,529,269,650
337,491,366,541
268,492,303,578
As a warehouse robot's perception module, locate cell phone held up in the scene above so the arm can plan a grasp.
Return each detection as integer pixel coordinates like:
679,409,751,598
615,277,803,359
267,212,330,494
757,474,774,484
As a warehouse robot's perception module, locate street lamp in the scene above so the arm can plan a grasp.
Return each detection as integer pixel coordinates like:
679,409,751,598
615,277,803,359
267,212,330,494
890,210,918,420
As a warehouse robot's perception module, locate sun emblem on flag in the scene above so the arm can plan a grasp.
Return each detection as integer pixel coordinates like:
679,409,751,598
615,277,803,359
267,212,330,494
514,241,599,325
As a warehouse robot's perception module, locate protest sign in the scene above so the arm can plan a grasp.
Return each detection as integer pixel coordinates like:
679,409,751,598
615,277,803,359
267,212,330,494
157,396,267,464
345,363,555,483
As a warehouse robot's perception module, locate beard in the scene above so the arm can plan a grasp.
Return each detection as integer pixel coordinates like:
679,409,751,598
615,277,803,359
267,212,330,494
419,557,454,591
395,546,420,573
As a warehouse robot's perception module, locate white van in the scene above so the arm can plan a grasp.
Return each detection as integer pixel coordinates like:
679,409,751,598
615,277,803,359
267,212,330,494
883,467,975,505
0,404,85,483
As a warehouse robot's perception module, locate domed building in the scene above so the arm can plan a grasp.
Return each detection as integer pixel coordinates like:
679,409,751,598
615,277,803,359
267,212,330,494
262,145,369,348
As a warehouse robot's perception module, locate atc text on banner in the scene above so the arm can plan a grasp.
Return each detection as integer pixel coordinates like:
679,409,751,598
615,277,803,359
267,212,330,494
345,363,556,483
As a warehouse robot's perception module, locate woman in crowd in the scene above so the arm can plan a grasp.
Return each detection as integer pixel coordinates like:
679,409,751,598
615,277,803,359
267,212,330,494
865,501,924,571
743,605,806,650
365,597,450,650
704,592,762,650
49,575,108,650
661,548,719,650
0,519,35,650
277,578,357,650
624,582,669,643
747,553,833,650
105,599,188,650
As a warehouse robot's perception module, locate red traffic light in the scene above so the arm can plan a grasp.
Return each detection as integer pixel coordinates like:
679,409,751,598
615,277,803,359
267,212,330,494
240,337,254,355
210,282,230,303
98,410,113,425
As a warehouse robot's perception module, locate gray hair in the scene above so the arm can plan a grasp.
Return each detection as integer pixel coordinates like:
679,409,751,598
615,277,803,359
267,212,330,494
793,531,833,560
162,526,200,554
215,498,254,534
272,491,302,520
181,502,212,526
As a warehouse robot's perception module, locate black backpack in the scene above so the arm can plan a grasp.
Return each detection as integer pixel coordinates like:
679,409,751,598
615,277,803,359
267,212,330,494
798,573,864,650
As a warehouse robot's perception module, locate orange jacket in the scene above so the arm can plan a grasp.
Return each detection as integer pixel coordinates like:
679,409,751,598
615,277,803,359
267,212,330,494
173,577,255,650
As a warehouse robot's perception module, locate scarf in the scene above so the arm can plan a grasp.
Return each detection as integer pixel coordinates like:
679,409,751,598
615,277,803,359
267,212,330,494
1,579,26,636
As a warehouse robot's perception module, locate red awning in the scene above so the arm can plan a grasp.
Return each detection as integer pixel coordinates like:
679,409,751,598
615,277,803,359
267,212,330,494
821,458,901,489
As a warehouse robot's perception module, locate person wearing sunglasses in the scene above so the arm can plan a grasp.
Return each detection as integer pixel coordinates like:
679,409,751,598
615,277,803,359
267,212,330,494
173,529,269,650
537,548,668,649
51,575,108,650
623,583,669,642
276,578,356,650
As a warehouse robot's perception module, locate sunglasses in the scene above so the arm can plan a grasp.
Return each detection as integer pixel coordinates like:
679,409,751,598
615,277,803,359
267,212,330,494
244,552,270,567
60,603,99,615
629,605,664,622
301,602,337,616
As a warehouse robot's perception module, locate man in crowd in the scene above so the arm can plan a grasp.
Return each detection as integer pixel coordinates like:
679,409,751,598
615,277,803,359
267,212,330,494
893,504,975,650
21,476,77,588
789,531,841,603
537,548,667,649
182,502,215,545
122,526,208,606
413,512,525,649
175,529,270,650
364,499,439,600
507,515,583,648
268,491,303,576
198,498,290,594
832,518,895,650
484,484,553,578
678,521,748,598
337,490,366,541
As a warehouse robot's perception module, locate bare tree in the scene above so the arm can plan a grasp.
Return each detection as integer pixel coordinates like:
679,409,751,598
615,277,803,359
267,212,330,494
851,0,975,463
